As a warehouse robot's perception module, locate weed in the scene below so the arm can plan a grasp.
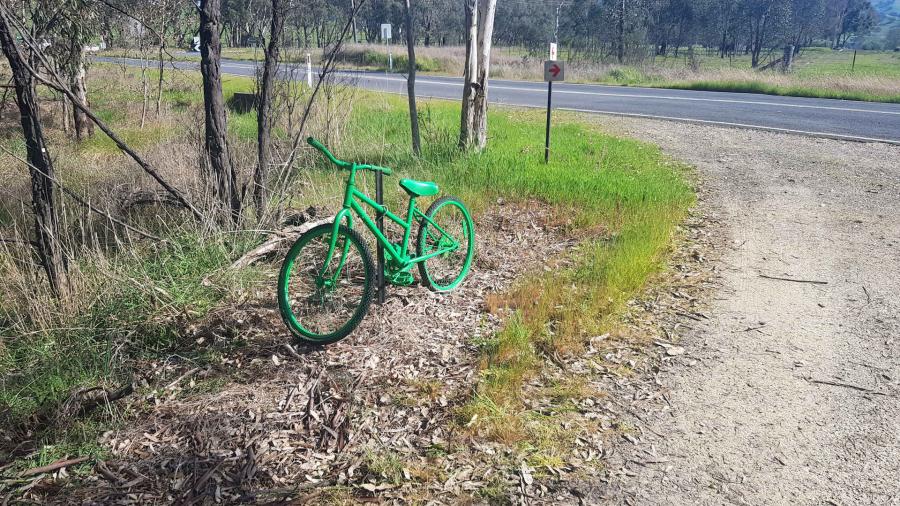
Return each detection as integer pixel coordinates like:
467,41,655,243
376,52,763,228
477,475,512,505
362,449,407,484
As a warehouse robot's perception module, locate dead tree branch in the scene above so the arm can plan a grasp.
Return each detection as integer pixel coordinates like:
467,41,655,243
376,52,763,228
229,218,331,269
19,457,90,477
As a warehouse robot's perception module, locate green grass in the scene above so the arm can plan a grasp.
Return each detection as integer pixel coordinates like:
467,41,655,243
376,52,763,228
0,235,259,443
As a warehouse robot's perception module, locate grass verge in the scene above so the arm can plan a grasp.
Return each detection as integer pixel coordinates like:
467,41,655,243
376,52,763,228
663,79,900,103
335,95,694,447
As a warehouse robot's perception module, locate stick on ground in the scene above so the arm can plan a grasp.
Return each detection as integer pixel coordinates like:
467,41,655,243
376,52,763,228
759,274,828,285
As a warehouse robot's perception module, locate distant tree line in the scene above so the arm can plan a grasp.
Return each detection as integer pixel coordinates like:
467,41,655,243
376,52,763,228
96,0,882,67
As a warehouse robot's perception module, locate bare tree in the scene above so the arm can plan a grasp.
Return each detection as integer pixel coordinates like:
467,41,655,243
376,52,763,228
0,11,68,297
70,44,94,141
471,0,496,151
458,0,477,149
198,0,241,221
404,0,421,155
458,0,496,152
254,0,286,214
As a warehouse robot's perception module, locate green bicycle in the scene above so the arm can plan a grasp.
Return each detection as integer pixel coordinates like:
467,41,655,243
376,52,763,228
278,137,475,345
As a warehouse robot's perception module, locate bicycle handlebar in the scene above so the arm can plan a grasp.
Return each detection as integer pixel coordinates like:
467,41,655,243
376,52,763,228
306,137,392,175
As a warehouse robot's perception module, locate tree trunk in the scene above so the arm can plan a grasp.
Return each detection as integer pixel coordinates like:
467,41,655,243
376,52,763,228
255,0,285,213
350,0,359,44
404,0,421,155
70,46,93,141
458,0,477,149
60,92,71,134
156,41,164,116
617,0,625,63
0,14,68,298
199,0,240,221
472,0,496,151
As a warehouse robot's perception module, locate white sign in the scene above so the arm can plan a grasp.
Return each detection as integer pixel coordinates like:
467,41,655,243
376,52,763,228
381,23,392,40
544,60,565,82
549,42,557,61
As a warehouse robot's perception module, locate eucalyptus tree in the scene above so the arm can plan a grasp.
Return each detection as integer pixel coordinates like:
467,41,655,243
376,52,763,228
0,5,69,298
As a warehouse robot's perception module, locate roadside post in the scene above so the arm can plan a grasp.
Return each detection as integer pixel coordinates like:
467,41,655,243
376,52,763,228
381,23,393,72
305,53,312,88
543,58,565,163
375,169,386,305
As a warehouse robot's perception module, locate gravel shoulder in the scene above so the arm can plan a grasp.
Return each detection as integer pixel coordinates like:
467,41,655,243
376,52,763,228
602,120,900,505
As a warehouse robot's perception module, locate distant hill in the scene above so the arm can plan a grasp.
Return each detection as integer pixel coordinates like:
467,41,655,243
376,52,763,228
871,0,900,45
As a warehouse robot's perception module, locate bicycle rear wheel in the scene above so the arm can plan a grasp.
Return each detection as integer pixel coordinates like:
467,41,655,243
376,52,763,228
278,223,374,344
416,196,475,292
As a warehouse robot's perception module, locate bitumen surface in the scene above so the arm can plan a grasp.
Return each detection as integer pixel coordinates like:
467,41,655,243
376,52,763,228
97,55,900,144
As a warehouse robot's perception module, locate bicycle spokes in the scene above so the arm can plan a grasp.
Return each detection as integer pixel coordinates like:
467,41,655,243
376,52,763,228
283,228,371,338
418,198,474,291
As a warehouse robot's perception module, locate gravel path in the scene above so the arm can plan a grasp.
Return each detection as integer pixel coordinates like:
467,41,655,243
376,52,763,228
605,121,900,505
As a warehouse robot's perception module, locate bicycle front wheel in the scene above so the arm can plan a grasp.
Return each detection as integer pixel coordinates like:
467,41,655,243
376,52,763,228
278,223,374,345
416,196,475,292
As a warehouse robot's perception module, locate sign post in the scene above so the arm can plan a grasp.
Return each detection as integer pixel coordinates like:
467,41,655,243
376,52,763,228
381,23,393,72
543,60,565,163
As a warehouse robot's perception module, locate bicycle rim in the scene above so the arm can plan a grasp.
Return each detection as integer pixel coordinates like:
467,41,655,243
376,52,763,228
418,197,475,291
278,224,373,343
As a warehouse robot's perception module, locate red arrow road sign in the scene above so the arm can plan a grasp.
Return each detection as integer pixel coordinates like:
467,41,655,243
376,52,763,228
543,60,565,81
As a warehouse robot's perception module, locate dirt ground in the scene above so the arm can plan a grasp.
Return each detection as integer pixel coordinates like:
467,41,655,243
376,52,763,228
601,119,900,505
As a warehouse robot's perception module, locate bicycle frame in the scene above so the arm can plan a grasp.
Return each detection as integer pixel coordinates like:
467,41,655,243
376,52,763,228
318,163,459,283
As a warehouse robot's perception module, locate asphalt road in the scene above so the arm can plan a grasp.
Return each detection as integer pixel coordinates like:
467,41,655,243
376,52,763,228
98,56,900,144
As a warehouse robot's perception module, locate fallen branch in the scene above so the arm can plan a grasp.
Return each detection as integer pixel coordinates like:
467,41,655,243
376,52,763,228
282,343,303,360
809,378,871,392
19,456,89,477
117,189,188,214
76,383,134,416
229,218,331,269
759,274,828,285
165,367,200,390
0,237,36,246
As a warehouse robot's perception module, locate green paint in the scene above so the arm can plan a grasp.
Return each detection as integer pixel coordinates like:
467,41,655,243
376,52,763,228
277,138,476,344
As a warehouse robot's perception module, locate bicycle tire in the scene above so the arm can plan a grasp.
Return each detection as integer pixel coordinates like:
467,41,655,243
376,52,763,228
278,223,374,345
416,196,475,292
